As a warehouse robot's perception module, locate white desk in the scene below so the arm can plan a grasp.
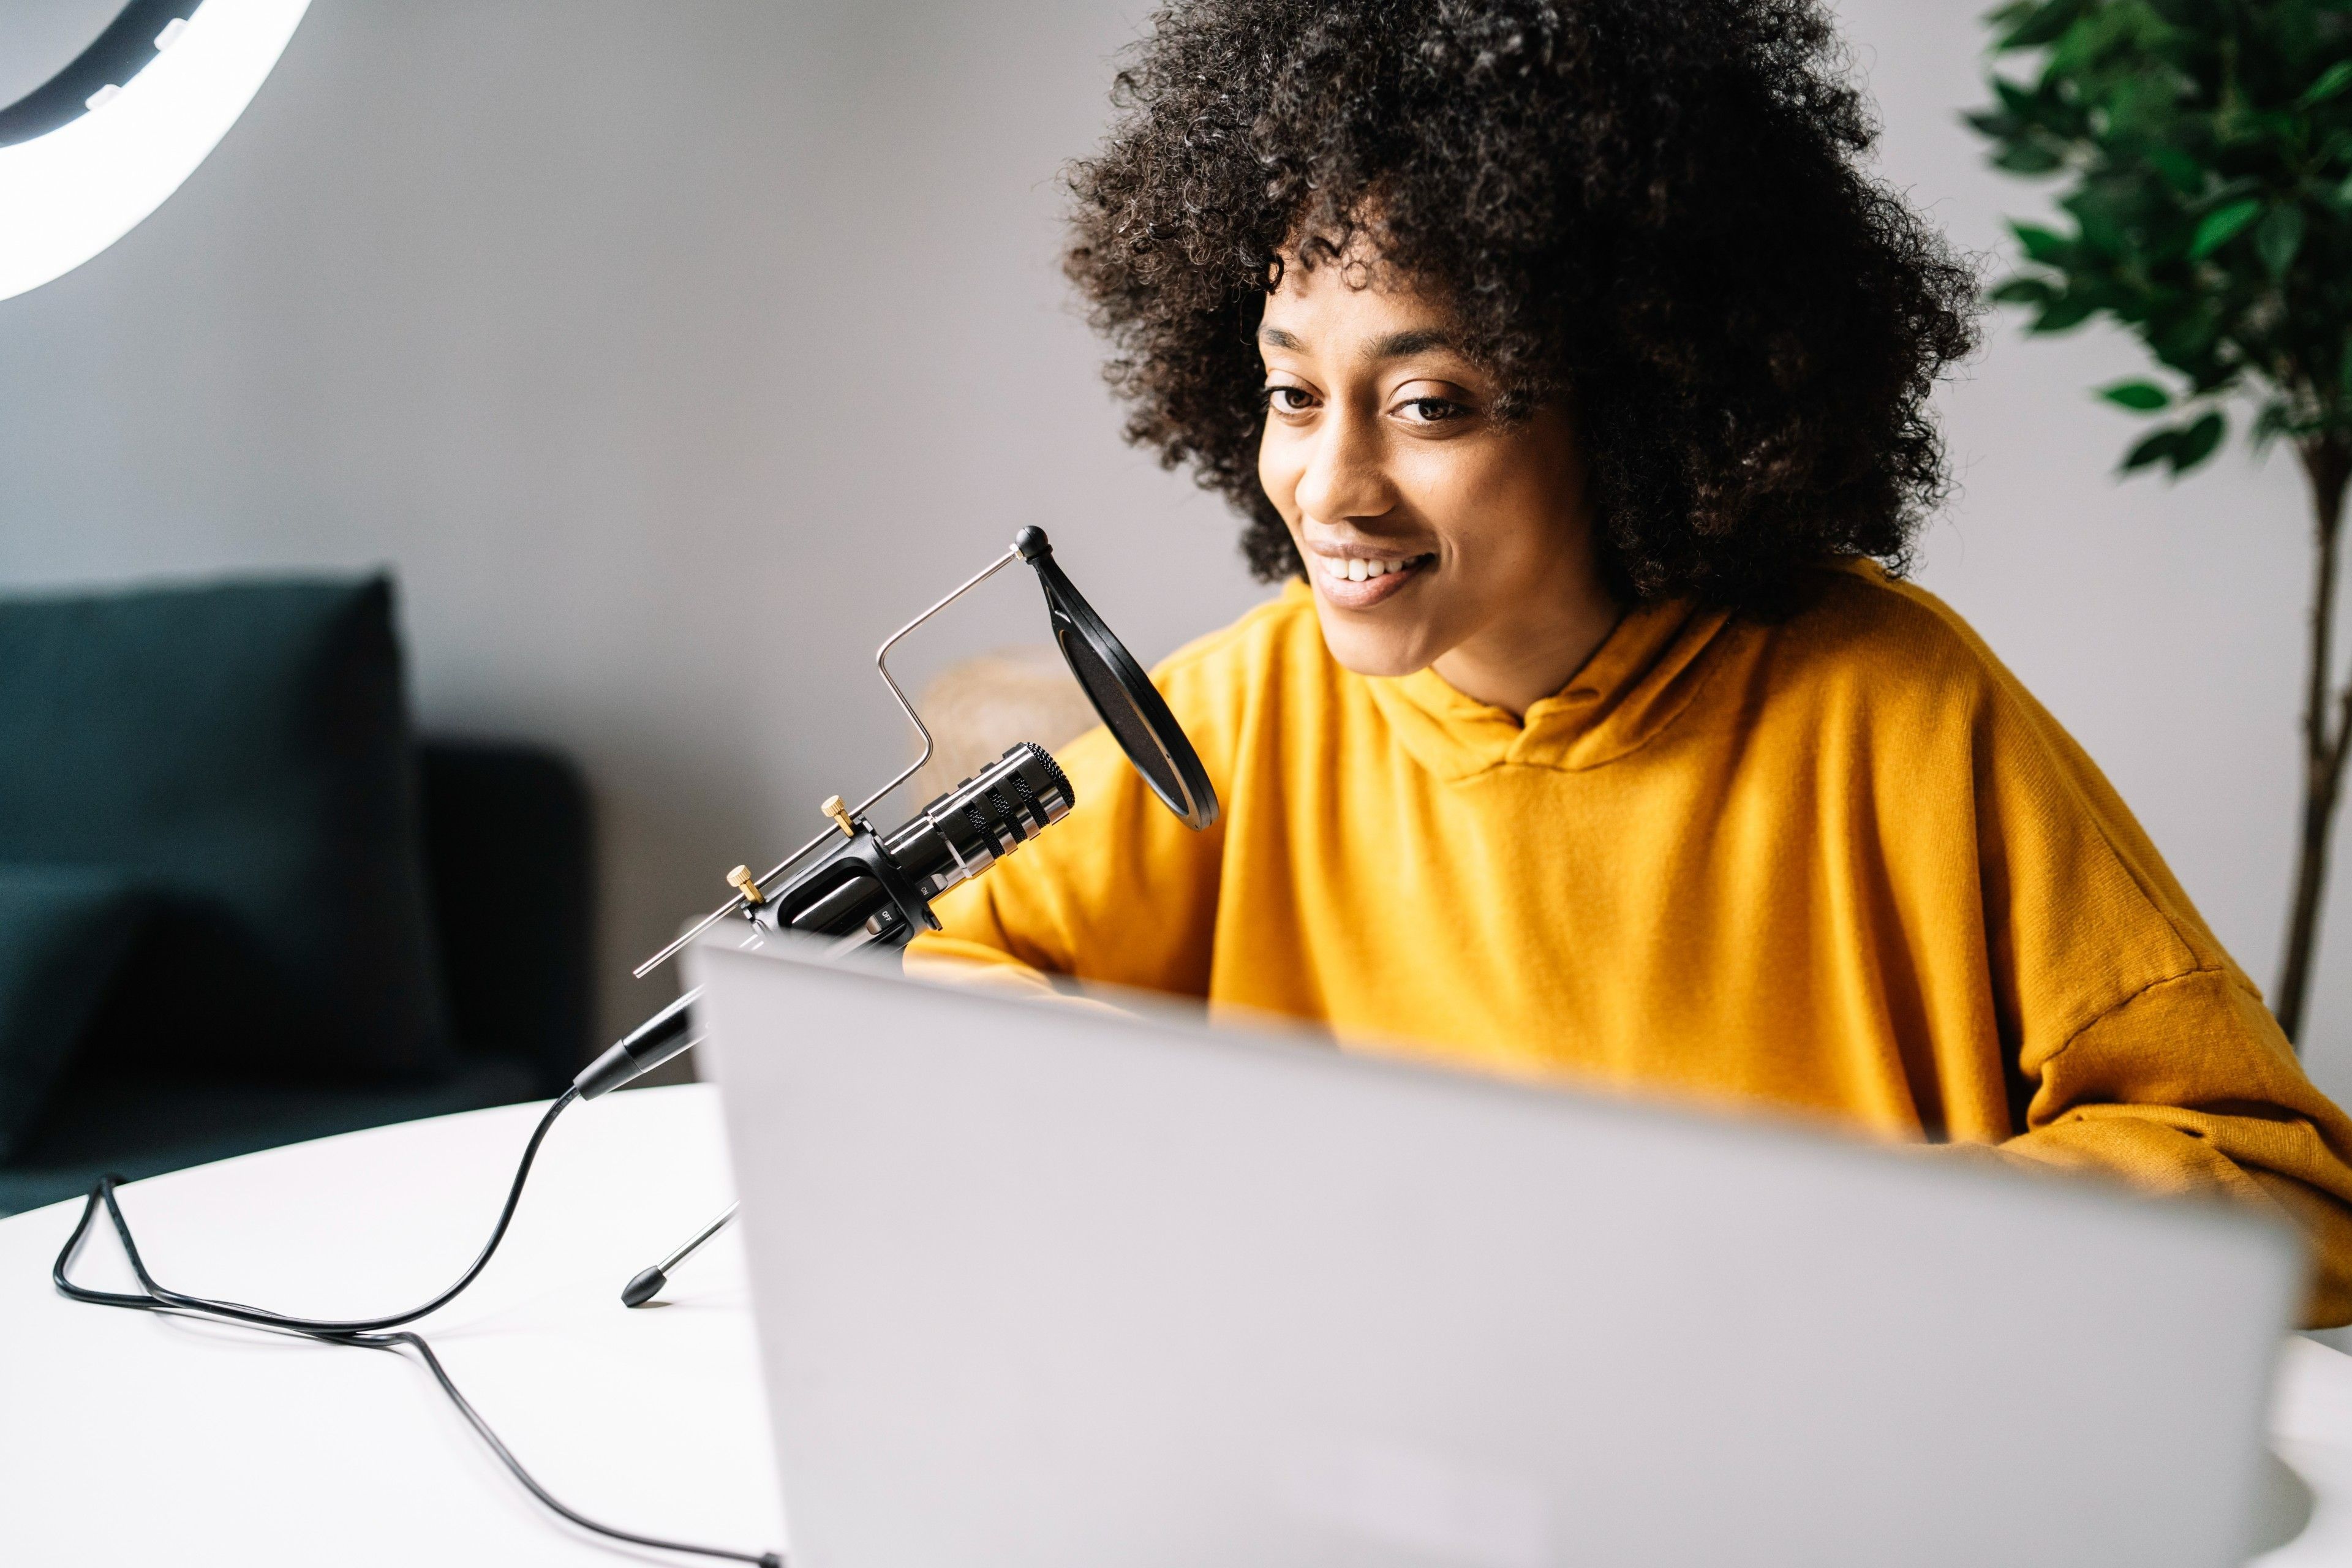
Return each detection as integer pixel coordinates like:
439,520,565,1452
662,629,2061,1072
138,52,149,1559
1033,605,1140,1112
6,1083,2352,1566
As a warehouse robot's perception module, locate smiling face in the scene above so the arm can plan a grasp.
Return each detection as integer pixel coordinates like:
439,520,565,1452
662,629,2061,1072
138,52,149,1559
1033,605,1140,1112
1255,251,1620,716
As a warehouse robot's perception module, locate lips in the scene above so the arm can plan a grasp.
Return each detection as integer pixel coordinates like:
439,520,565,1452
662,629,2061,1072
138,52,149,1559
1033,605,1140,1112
1310,550,1433,609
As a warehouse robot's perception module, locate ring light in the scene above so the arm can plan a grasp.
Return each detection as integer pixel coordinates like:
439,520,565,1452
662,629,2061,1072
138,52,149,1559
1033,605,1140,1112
0,0,311,303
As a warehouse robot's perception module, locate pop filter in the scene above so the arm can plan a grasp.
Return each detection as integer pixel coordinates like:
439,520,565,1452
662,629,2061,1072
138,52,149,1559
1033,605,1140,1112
1014,526,1219,832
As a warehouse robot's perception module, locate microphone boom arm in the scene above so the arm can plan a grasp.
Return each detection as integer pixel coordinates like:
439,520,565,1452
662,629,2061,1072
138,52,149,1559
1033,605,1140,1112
633,542,1023,978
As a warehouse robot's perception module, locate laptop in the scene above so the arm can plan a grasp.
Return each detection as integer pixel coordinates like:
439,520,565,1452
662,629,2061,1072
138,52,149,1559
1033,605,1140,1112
686,932,2301,1568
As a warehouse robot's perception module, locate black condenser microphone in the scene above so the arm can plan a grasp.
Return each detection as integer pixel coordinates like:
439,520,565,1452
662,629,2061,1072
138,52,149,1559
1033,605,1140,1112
757,740,1075,944
573,742,1076,1100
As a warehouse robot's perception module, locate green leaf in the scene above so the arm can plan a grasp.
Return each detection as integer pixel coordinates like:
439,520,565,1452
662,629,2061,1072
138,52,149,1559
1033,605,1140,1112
2149,309,2228,382
2032,295,2098,333
2068,195,2129,258
1994,78,2040,118
2101,379,2172,410
1984,1,2037,32
1989,276,2058,306
2010,221,2073,263
2300,60,2352,109
2169,409,2226,473
2188,198,2262,260
2147,145,2206,195
2121,427,2180,473
1994,140,2067,175
2245,109,2301,143
2206,174,2261,208
2257,205,2307,278
1997,0,2087,50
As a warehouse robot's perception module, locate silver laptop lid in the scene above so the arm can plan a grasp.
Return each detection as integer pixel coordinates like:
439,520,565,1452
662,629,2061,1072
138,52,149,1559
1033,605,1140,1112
688,935,2299,1568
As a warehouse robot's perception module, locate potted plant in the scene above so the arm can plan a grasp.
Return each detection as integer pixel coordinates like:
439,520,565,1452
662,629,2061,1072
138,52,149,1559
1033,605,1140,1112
1970,0,2352,1042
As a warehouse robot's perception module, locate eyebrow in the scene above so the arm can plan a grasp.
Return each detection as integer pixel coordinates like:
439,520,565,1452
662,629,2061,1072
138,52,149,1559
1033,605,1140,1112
1256,324,1457,361
1363,328,1455,361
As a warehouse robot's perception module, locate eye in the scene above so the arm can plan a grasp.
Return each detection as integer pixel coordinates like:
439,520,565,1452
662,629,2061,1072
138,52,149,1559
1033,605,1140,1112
1396,396,1468,425
1264,383,1319,416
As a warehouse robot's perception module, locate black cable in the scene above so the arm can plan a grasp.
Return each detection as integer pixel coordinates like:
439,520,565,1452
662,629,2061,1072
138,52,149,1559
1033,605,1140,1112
55,1085,579,1333
347,1330,780,1568
51,1088,784,1568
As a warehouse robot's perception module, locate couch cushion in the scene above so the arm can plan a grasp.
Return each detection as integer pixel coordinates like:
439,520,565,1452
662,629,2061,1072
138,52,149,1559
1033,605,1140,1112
0,866,145,1160
0,576,450,1080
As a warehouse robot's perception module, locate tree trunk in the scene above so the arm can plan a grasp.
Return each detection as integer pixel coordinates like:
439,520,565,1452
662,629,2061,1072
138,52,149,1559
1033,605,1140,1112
2275,437,2352,1045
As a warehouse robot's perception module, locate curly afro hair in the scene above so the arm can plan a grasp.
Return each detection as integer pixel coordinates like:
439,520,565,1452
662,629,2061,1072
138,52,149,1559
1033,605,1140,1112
1063,0,1980,613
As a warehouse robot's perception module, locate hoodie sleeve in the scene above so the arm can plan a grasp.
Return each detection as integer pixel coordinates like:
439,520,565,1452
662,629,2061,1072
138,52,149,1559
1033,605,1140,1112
1989,964,2352,1326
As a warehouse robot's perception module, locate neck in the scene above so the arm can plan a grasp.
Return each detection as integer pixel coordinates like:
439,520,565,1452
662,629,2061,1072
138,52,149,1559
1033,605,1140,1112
1430,565,1623,718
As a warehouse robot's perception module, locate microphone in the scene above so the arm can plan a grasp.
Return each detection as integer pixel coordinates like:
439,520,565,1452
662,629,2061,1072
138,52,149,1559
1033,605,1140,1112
573,741,1075,1100
754,740,1074,944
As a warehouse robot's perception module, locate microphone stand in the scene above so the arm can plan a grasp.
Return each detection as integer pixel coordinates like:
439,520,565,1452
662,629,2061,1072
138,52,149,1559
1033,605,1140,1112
605,524,1219,1310
622,1202,738,1307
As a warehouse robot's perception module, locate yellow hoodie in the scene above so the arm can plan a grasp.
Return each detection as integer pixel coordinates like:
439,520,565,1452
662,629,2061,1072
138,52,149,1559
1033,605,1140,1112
912,564,2352,1325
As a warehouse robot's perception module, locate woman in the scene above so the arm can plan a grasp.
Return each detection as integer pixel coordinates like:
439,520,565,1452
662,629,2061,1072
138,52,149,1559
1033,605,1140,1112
910,0,2352,1324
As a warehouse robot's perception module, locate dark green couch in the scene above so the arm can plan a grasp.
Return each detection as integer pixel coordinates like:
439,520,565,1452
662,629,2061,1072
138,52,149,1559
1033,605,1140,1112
0,578,595,1215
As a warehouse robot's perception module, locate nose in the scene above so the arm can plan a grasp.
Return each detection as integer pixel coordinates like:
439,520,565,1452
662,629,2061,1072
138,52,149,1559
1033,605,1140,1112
1291,400,1396,529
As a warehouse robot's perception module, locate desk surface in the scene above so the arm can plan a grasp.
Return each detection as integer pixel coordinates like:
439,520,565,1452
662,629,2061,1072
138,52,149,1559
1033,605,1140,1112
6,1084,2352,1566
1,1085,785,1565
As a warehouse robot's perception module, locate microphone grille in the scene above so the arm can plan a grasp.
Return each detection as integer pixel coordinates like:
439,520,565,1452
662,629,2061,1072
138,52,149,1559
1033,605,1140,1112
1033,745,1071,799
895,741,1077,902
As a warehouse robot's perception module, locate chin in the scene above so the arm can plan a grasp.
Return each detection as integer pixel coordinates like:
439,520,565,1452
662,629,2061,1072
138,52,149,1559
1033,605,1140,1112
1310,602,1433,680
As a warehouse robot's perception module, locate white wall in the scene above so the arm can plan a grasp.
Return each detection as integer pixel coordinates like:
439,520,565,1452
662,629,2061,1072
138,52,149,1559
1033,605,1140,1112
1,1,2345,1101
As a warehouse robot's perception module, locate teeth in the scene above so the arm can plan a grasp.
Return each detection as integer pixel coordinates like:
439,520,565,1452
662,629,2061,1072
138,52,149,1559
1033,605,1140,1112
1319,554,1419,584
